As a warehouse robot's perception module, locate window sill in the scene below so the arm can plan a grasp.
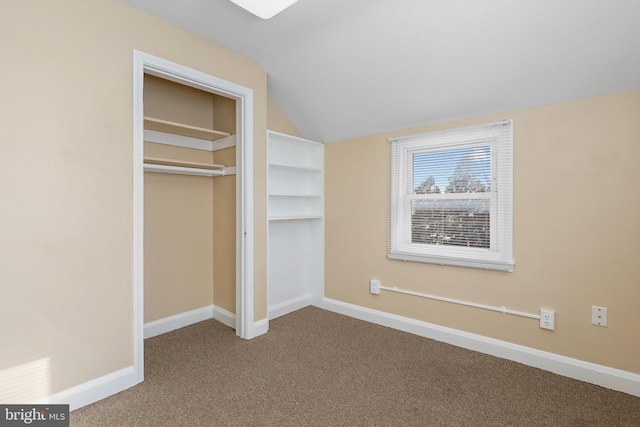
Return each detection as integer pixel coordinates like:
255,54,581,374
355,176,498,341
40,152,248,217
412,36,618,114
388,251,514,272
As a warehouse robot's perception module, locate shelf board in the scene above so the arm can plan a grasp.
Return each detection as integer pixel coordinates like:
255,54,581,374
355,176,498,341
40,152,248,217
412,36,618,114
144,116,231,141
267,130,325,147
143,163,225,177
268,162,323,172
269,193,323,198
144,156,225,170
268,215,323,221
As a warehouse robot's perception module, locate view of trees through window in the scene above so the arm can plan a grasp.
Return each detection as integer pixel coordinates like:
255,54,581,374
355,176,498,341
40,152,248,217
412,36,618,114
411,146,491,248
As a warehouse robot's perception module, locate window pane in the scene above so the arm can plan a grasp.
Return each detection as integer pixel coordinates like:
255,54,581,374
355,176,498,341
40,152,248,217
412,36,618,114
411,199,490,248
413,146,491,194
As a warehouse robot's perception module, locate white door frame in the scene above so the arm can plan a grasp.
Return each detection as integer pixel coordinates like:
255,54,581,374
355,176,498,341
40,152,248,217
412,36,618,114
132,51,255,383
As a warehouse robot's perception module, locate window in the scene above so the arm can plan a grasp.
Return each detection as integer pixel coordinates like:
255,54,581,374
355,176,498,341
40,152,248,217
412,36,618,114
389,120,513,271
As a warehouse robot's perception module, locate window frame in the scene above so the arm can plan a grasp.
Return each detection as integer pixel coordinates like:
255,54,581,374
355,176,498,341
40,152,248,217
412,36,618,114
389,120,514,272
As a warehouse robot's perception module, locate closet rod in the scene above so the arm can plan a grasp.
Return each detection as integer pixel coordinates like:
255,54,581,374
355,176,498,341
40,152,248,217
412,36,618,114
144,163,225,177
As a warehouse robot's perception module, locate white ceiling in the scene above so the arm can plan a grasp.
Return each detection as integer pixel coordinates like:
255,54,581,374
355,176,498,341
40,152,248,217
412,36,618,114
121,0,640,143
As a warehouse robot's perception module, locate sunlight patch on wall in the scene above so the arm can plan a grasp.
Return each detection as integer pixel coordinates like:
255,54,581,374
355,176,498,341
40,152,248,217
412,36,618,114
0,358,51,403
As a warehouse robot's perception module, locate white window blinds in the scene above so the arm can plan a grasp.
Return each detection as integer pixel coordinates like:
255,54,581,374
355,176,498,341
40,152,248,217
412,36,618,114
389,120,514,271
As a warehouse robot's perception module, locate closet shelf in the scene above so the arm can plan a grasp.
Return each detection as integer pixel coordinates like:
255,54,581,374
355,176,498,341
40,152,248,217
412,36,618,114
143,157,229,177
144,116,231,141
144,156,224,170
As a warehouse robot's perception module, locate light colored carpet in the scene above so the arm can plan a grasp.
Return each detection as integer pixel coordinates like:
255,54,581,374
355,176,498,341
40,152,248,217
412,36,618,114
71,306,640,426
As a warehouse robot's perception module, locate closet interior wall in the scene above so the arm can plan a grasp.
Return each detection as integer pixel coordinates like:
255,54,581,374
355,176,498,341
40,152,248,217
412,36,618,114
143,75,236,325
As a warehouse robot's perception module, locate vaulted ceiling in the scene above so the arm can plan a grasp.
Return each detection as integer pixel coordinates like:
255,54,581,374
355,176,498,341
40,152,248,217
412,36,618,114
121,0,640,142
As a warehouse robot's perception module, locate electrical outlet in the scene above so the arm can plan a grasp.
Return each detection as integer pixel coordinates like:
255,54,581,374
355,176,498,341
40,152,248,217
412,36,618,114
592,306,608,327
370,279,381,295
539,309,555,330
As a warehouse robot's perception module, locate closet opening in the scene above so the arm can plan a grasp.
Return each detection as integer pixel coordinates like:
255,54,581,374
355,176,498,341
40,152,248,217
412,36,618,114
133,51,255,384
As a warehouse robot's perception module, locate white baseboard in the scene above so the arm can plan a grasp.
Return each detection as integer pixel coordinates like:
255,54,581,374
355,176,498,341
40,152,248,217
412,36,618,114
45,366,138,411
253,318,269,337
143,304,265,338
212,305,236,329
315,297,640,398
144,305,215,339
54,305,236,411
269,294,311,320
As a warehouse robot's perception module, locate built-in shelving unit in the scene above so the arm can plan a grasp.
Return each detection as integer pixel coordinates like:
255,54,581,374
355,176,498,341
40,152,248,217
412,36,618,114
142,112,236,176
268,132,324,221
267,131,324,320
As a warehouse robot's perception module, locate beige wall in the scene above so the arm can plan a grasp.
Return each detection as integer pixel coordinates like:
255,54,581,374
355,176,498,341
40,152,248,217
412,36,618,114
325,90,640,374
144,171,214,322
267,98,301,137
143,144,216,323
0,0,267,396
212,147,237,313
